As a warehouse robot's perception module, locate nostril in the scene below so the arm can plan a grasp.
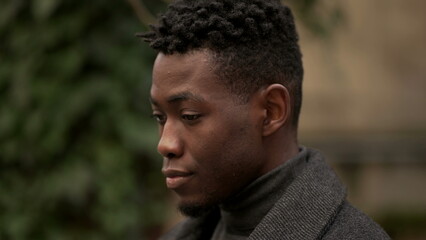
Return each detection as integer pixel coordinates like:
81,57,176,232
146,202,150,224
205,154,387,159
166,153,176,159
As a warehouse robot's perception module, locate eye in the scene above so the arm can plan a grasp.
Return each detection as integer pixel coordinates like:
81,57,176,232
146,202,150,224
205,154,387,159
151,113,166,125
181,114,201,121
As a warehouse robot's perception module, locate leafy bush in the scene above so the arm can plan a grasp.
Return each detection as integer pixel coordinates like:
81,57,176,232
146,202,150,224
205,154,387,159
0,0,167,239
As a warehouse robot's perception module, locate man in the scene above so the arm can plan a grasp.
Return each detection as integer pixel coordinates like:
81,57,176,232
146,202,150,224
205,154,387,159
138,0,390,239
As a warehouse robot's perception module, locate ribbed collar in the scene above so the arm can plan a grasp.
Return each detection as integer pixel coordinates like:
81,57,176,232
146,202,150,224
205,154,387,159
217,147,309,237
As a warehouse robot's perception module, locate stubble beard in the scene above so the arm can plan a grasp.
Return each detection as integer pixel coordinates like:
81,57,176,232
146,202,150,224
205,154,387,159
176,188,219,218
177,202,216,218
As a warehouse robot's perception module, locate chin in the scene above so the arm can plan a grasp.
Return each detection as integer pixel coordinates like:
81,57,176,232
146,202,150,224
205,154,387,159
176,192,219,218
177,201,216,218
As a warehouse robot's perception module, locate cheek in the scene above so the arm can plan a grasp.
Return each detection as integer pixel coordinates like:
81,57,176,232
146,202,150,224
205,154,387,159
188,111,261,171
183,120,263,204
199,125,260,181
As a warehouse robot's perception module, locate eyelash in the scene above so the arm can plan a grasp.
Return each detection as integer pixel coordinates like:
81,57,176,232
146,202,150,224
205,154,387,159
151,114,166,125
151,113,202,124
181,114,201,121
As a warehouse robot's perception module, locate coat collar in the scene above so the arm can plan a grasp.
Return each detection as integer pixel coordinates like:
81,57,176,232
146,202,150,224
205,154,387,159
248,148,346,240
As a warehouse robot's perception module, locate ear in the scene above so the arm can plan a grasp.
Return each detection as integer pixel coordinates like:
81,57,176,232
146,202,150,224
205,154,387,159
261,84,291,136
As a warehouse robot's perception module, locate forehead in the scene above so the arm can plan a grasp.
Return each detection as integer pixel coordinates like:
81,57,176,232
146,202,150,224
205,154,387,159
150,51,230,102
153,51,211,84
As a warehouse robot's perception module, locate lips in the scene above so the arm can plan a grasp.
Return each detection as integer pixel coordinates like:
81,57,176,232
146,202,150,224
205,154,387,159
162,169,194,189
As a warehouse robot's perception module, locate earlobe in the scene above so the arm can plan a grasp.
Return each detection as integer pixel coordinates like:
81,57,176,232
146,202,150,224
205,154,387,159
262,84,291,136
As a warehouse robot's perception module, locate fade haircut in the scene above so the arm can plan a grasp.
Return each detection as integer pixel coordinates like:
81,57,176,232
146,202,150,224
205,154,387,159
138,0,304,127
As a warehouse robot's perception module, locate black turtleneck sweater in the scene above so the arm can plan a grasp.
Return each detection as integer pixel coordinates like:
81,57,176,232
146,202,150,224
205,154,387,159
211,147,309,240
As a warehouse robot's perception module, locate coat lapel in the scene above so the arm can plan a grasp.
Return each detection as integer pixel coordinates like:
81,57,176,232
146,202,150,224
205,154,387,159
249,149,346,240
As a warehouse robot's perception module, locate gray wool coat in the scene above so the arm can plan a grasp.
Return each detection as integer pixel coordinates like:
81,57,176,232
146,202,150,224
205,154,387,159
160,148,390,240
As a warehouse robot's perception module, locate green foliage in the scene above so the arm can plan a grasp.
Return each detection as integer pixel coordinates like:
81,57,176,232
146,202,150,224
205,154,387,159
0,0,166,239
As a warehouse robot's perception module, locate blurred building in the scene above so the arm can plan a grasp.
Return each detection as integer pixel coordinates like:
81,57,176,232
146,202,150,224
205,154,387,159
298,1,426,239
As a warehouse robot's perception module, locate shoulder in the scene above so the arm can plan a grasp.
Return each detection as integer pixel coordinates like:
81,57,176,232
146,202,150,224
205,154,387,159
322,201,390,240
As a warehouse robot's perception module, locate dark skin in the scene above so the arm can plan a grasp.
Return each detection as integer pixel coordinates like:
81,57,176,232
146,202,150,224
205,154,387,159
150,50,299,216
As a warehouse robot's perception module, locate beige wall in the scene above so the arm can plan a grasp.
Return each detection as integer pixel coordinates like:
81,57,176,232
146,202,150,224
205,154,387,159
296,2,426,237
298,0,426,133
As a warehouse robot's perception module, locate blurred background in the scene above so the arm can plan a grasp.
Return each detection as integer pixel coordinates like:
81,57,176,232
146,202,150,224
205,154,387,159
0,0,425,239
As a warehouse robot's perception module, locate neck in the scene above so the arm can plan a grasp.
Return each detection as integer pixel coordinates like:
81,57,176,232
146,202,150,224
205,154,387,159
214,147,308,238
259,127,299,176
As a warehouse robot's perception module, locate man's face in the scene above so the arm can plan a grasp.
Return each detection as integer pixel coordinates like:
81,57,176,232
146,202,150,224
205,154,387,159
150,50,266,216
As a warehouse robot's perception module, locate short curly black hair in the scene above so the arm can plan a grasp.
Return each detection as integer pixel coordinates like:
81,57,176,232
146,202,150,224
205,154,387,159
138,0,303,127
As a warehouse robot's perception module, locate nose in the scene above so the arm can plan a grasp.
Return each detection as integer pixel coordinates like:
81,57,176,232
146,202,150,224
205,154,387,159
157,122,183,159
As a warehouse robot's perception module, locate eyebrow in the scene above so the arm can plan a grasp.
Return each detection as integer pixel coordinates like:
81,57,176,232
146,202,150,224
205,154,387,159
150,91,206,105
